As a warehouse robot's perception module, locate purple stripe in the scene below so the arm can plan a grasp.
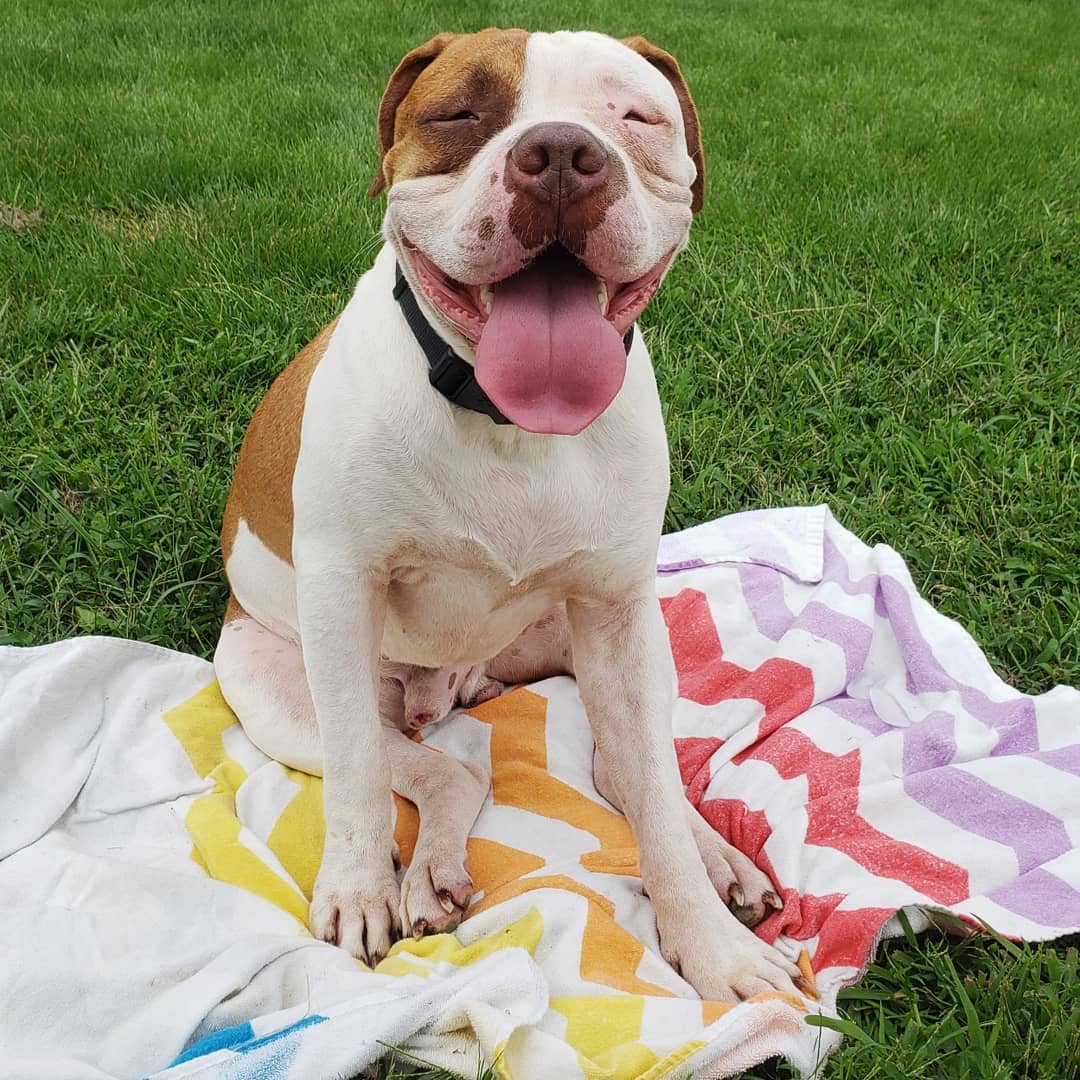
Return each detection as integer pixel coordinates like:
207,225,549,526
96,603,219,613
822,533,1041,757
818,695,892,736
657,558,707,575
735,563,792,640
902,712,957,774
1029,746,1080,776
982,868,1080,928
799,602,873,682
735,565,873,684
904,767,1071,873
822,532,881,599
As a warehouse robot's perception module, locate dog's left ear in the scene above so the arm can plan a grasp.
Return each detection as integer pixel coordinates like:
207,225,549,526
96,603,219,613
621,37,705,213
368,32,458,198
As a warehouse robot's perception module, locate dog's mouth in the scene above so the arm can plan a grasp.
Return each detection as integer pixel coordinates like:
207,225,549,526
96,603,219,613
403,241,672,435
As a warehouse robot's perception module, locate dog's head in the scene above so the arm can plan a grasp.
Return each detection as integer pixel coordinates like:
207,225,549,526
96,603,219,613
369,30,704,435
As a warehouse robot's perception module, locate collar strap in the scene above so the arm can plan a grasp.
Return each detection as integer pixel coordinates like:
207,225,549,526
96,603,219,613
393,263,634,427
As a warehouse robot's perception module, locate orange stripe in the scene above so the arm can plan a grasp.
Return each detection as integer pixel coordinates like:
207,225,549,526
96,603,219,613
470,872,674,997
470,689,635,849
393,793,420,867
467,837,545,899
700,1000,735,1025
579,848,641,877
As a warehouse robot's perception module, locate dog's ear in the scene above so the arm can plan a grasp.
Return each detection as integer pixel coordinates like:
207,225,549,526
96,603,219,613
620,37,705,214
368,33,458,198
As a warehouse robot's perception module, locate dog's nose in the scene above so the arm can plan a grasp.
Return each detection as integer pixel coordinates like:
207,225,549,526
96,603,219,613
410,710,436,728
507,122,609,205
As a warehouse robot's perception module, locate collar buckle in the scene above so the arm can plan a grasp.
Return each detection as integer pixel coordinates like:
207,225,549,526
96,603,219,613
428,349,472,401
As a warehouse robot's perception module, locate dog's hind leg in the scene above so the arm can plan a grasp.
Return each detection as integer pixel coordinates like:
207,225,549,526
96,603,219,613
484,604,574,683
214,597,324,774
214,597,489,938
386,729,490,939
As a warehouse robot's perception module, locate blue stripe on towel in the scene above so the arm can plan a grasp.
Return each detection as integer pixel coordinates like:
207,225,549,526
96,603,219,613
170,1013,326,1068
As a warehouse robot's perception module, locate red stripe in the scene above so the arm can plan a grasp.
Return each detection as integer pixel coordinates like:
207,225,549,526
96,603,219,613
744,729,969,903
663,587,970,905
661,589,815,740
675,737,724,786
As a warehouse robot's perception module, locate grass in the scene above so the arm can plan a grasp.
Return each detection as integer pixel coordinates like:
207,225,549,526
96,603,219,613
1,0,1077,1076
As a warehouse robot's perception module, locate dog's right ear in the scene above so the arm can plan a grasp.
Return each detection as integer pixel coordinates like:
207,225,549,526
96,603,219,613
367,33,458,198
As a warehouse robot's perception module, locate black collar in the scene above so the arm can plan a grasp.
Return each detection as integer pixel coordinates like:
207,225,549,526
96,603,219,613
393,263,634,427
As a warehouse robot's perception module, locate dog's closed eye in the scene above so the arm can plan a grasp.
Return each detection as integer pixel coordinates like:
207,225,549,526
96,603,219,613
426,110,479,124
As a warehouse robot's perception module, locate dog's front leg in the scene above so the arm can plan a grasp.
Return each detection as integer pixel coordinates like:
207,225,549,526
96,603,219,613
296,566,400,966
567,590,803,1003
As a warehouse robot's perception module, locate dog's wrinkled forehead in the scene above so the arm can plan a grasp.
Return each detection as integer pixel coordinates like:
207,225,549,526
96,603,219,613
518,32,680,123
369,28,703,211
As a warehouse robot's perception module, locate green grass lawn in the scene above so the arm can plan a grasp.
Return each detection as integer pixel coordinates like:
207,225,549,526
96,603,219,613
2,0,1077,1076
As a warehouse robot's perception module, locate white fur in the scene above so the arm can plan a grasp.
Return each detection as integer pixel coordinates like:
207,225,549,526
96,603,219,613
216,32,802,1000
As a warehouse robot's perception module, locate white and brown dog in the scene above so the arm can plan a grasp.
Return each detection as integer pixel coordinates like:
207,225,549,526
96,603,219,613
214,28,801,1002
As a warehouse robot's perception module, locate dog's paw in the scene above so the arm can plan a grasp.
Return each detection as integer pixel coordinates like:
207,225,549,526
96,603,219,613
310,852,401,966
693,822,784,928
659,900,803,1003
399,845,474,939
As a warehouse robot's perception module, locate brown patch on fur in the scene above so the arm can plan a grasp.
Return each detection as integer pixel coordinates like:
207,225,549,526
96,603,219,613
368,29,529,197
223,592,248,624
477,215,496,242
620,37,706,213
221,319,339,567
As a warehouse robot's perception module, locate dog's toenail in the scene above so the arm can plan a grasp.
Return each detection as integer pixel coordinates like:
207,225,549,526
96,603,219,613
438,891,456,914
764,890,783,911
729,885,744,908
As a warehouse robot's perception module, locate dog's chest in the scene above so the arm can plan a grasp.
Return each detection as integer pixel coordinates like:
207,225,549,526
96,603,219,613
380,550,576,666
373,445,642,665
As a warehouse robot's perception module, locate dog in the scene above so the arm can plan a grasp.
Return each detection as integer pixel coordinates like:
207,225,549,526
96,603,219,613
214,28,801,1003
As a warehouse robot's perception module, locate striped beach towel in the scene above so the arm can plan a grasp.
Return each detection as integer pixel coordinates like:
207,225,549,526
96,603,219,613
1,505,1076,1079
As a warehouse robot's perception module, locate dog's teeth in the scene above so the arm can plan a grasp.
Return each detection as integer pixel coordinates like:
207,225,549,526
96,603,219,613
597,281,608,314
480,285,494,314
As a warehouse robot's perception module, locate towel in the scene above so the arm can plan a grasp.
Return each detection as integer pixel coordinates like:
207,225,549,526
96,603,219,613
1,505,1076,1079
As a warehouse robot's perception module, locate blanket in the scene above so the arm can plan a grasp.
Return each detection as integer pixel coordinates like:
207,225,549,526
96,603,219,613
1,505,1076,1079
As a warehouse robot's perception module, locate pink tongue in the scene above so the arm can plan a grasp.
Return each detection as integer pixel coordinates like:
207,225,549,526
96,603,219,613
474,246,626,435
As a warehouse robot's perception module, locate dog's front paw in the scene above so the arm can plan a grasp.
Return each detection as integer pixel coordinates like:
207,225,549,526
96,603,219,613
659,899,803,1003
399,845,474,939
310,850,401,966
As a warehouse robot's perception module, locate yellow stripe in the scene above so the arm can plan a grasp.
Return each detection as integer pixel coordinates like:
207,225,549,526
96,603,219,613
639,1039,707,1080
551,995,659,1080
266,766,325,900
163,679,239,778
185,768,310,927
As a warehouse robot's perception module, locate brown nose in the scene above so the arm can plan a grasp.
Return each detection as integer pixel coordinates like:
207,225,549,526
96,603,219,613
410,710,436,729
507,122,609,205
